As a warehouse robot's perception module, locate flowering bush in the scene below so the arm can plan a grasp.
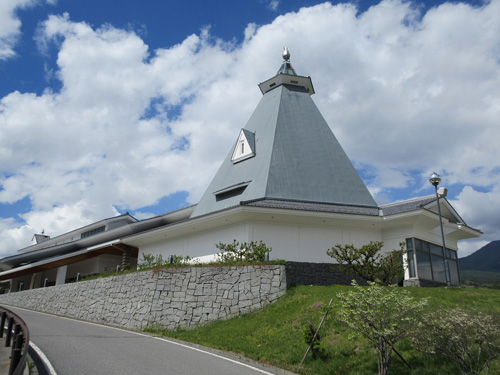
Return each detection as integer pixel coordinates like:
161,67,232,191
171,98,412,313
413,307,500,375
336,280,428,375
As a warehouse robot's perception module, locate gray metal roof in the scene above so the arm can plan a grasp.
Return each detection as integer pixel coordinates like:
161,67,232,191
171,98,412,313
380,195,476,228
242,199,380,216
379,196,436,215
192,72,377,218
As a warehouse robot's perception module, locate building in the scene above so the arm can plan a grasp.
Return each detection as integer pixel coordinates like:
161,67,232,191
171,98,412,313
0,208,193,292
0,49,481,291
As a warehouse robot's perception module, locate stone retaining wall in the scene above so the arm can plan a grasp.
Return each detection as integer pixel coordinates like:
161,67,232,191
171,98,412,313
286,262,367,286
0,265,286,330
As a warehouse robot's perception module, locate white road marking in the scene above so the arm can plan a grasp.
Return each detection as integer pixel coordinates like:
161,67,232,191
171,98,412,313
153,336,276,375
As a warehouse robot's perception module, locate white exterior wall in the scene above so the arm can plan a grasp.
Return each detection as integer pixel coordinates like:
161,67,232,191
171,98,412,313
381,226,413,254
137,220,383,264
250,221,381,262
138,223,250,261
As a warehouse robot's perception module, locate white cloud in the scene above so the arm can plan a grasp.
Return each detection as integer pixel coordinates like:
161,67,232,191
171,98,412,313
267,0,280,11
0,0,32,59
1,0,500,256
450,185,500,256
0,0,56,60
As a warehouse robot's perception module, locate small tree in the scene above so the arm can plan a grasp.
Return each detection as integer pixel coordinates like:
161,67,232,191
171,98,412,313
215,240,271,262
336,280,428,375
138,253,191,270
302,320,324,360
138,253,164,270
413,308,500,375
169,254,192,265
327,241,405,285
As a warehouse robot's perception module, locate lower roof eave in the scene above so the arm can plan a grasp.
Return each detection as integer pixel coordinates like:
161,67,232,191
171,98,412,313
121,202,384,248
382,209,482,239
452,224,482,240
0,243,138,281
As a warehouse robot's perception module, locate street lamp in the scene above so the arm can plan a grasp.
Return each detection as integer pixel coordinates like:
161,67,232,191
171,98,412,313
429,172,451,286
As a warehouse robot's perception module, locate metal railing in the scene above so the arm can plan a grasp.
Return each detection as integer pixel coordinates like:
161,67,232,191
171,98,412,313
0,306,30,375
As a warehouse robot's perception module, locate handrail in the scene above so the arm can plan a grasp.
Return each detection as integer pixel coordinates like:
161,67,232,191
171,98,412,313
0,306,30,375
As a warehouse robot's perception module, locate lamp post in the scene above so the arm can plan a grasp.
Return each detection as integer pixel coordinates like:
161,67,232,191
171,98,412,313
429,172,451,286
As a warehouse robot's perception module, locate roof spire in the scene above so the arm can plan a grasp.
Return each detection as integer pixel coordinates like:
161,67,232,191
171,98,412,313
276,47,297,76
283,46,290,61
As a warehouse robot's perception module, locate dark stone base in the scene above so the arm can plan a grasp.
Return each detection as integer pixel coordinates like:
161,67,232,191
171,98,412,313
285,262,367,287
404,278,447,287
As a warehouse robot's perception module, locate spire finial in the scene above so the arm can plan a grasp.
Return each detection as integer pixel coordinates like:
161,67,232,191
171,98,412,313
283,47,290,62
277,47,296,76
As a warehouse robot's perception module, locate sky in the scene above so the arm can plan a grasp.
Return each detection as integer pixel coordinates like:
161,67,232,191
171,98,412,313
0,0,499,258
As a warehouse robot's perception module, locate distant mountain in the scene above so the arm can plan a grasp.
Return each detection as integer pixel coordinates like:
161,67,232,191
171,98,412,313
459,241,500,273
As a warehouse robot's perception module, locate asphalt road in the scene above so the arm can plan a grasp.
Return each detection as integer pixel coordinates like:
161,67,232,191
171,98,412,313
8,306,286,375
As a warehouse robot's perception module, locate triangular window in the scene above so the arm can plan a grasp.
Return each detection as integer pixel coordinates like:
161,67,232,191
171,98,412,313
231,129,255,163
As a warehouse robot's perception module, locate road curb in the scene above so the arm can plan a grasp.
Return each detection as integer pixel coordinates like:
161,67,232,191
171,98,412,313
28,343,57,375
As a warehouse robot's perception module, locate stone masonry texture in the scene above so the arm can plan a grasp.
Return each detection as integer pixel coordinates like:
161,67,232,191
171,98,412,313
0,265,286,330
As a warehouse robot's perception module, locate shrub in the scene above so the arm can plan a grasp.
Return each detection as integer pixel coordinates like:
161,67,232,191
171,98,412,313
138,253,163,270
327,241,406,285
336,280,428,375
169,254,192,265
215,240,271,263
138,253,191,270
303,320,324,360
413,307,500,375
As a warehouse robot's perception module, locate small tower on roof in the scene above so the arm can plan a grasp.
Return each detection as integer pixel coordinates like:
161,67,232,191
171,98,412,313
258,47,315,95
191,48,376,218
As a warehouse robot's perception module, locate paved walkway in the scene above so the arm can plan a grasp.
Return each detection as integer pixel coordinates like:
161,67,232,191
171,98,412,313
0,334,31,375
1,342,12,373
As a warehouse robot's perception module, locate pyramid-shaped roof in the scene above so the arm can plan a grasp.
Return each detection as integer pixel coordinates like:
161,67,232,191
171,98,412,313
191,50,377,218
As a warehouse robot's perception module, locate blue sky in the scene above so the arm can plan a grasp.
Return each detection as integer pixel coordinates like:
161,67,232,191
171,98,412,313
0,0,499,257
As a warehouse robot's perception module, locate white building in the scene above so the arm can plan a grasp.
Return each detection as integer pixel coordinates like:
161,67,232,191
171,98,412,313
0,49,481,290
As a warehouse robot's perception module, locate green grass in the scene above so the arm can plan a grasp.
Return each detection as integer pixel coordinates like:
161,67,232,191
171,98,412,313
145,285,500,375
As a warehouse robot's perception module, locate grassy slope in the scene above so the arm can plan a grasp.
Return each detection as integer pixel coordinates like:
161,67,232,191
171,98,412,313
146,285,500,375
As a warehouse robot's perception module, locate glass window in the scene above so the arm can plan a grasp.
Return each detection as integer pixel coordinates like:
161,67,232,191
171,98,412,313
81,226,105,239
414,239,423,251
416,251,432,280
407,250,416,278
406,238,414,250
431,255,446,283
448,260,460,285
408,238,461,284
422,241,430,253
430,243,444,256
